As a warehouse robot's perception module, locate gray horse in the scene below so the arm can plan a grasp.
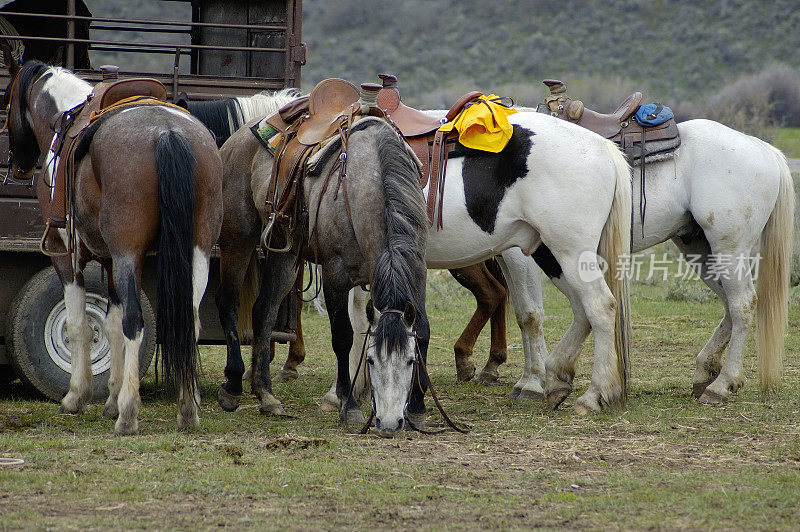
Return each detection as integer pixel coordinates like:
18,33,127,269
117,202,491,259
215,106,429,437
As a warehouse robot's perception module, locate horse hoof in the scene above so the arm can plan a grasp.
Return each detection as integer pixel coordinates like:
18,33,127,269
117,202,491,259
692,381,712,399
405,410,426,431
518,389,546,402
319,390,340,412
698,389,728,405
217,385,241,412
508,387,522,400
475,370,499,385
102,402,119,419
59,392,88,415
455,362,476,382
546,388,571,411
259,395,286,416
272,368,299,384
177,413,201,429
340,408,365,426
114,418,139,436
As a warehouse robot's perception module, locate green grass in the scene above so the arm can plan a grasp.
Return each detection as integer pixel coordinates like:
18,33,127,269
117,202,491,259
2,270,800,530
774,127,800,158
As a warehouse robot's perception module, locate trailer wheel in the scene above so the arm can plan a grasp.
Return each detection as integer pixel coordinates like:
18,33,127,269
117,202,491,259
5,265,156,402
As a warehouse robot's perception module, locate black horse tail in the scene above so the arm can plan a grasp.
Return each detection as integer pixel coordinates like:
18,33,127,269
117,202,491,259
370,122,429,351
155,129,197,396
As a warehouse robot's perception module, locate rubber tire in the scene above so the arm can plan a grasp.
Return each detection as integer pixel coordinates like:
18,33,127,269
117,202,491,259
5,264,156,402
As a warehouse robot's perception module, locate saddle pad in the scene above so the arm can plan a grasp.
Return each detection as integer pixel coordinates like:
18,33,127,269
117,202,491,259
438,94,517,153
635,103,674,127
251,117,283,156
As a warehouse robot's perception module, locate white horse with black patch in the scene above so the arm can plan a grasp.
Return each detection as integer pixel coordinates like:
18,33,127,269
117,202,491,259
345,111,634,413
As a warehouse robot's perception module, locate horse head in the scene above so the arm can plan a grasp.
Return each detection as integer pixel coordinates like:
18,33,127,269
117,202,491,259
365,298,418,438
1,49,91,182
2,49,43,181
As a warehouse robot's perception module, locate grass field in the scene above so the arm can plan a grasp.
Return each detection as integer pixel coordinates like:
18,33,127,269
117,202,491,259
2,267,800,530
774,127,800,158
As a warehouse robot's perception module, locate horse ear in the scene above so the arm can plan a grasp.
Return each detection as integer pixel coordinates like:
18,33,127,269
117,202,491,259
1,43,19,77
403,301,416,327
366,299,376,325
175,91,189,109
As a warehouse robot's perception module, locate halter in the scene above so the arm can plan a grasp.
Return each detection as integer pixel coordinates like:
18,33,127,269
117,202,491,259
346,307,471,436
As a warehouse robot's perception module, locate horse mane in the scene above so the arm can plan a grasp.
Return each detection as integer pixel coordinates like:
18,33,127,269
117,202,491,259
184,98,241,147
15,59,50,111
187,88,302,146
367,120,428,356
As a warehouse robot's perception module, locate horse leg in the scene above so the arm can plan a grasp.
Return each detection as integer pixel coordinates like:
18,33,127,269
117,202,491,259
111,257,144,435
216,244,255,412
59,264,93,415
671,237,731,398
323,277,364,426
251,252,297,416
496,249,548,401
102,265,125,419
175,247,210,428
544,277,591,409
407,302,431,428
480,259,509,384
449,261,507,383
321,286,371,411
697,256,755,404
275,271,307,383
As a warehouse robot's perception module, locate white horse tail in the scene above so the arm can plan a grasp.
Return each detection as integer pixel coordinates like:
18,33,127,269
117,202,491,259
597,141,633,403
756,145,795,393
236,250,261,344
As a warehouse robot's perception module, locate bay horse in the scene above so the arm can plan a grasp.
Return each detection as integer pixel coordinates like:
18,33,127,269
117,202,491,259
3,58,222,434
216,102,429,436
179,91,513,385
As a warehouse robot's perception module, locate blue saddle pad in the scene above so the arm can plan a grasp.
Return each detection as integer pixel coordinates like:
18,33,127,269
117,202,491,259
635,103,674,127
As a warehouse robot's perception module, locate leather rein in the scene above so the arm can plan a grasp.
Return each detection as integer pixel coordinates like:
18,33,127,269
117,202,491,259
346,308,471,436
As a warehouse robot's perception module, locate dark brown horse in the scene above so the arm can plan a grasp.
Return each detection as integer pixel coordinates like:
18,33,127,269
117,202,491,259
3,57,222,435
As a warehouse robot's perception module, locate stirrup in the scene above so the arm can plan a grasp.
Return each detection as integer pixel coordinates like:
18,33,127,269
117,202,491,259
39,219,70,257
260,213,293,253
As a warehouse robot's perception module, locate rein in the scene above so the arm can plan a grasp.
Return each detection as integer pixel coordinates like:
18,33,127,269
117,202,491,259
350,309,471,436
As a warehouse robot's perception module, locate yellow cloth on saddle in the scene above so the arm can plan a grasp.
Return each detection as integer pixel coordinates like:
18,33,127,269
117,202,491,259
89,95,189,123
437,94,517,153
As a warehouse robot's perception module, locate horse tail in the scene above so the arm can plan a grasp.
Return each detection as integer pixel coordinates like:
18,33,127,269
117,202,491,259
236,249,261,343
597,141,633,406
155,129,198,396
370,122,428,349
756,145,794,393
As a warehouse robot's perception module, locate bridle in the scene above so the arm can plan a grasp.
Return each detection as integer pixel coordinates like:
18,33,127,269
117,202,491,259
347,308,471,436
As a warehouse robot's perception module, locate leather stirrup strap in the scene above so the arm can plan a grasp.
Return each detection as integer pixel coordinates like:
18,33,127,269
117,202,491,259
426,129,447,227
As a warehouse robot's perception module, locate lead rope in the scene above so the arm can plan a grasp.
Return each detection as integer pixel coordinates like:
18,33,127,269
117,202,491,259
404,342,471,435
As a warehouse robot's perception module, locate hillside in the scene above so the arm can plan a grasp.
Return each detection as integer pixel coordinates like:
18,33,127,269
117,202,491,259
301,0,800,110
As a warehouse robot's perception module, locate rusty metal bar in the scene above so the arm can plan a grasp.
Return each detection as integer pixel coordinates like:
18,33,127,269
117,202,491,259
4,35,285,54
0,11,288,32
66,0,76,68
91,25,193,35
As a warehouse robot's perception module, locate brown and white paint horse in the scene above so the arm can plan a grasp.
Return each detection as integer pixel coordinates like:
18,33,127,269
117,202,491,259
3,57,222,434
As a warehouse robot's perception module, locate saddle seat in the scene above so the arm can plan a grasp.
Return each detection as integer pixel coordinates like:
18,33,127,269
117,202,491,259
540,79,680,162
296,78,360,145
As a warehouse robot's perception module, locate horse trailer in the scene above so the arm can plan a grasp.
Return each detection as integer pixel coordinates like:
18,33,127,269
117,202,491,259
0,0,305,399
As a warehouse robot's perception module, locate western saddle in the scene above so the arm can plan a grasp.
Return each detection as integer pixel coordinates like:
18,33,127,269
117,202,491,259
538,79,680,162
259,76,484,237
46,65,169,234
376,74,482,228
